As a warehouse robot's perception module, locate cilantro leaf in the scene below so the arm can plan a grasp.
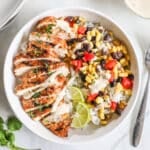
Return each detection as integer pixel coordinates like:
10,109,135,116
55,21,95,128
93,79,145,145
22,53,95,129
5,131,15,145
32,92,41,98
7,117,22,131
0,130,8,146
0,124,4,130
46,24,55,33
0,117,4,124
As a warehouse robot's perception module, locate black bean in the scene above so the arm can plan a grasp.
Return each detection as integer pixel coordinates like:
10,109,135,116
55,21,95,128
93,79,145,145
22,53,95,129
64,16,74,22
67,38,77,45
101,49,108,55
91,36,96,41
75,49,84,59
100,59,106,69
79,72,86,82
87,27,93,31
82,43,90,51
104,33,112,42
116,108,122,115
111,52,124,60
128,74,134,80
110,81,116,87
98,91,104,96
77,36,86,42
116,77,122,82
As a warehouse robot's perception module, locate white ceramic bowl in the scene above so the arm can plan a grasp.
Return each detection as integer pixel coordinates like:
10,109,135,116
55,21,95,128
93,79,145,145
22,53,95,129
4,8,141,144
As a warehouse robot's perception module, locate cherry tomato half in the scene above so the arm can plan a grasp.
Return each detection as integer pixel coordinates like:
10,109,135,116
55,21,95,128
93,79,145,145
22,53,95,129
77,26,87,34
105,59,117,70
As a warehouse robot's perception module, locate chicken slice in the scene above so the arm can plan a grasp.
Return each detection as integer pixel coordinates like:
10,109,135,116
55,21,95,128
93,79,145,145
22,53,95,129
19,62,67,83
28,107,51,121
36,16,56,29
29,32,67,49
20,85,64,112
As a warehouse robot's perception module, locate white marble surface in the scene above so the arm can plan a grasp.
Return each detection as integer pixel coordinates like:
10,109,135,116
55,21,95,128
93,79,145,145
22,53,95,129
0,0,150,150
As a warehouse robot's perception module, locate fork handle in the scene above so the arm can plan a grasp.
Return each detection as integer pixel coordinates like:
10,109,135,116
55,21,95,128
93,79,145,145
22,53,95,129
132,73,150,147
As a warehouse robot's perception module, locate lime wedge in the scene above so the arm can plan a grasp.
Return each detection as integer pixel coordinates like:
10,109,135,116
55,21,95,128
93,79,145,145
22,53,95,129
68,86,85,103
71,103,91,128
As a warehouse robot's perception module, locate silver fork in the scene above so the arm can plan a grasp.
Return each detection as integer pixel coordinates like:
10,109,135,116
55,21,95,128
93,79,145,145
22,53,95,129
132,47,150,147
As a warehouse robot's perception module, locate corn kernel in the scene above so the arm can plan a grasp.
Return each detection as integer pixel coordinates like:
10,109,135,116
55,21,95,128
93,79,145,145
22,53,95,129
122,46,127,54
95,97,104,104
88,74,94,80
106,43,111,49
91,29,96,36
119,72,128,77
118,100,127,109
98,108,105,120
113,67,118,79
104,95,110,101
73,24,78,32
89,42,93,48
115,83,123,92
112,46,118,52
96,32,102,42
125,89,132,96
86,76,92,83
91,67,96,74
87,32,92,41
95,29,100,35
120,58,127,65
101,120,108,125
126,55,130,61
113,40,120,46
88,65,93,72
100,55,107,59
79,17,86,22
95,41,101,48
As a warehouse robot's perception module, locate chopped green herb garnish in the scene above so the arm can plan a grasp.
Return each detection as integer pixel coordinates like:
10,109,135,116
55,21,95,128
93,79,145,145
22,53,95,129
32,92,41,98
36,32,41,37
34,49,42,57
28,112,35,118
44,62,49,69
46,24,55,33
47,71,53,76
33,68,39,74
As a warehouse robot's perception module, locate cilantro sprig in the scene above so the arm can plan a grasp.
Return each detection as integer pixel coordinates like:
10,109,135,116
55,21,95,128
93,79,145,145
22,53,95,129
0,116,28,150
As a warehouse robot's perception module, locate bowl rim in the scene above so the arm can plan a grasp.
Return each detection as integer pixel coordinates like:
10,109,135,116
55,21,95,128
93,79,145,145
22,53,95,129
3,7,141,145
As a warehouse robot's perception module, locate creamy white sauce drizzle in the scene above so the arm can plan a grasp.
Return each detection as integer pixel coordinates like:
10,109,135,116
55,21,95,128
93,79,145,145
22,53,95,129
90,108,100,125
44,102,72,123
51,76,75,112
14,57,60,65
15,66,39,76
29,34,52,43
56,20,71,34
16,66,69,99
56,20,75,38
54,45,68,58
89,77,109,94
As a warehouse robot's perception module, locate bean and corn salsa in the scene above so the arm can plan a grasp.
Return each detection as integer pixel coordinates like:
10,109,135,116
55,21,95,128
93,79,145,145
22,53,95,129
13,16,134,137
